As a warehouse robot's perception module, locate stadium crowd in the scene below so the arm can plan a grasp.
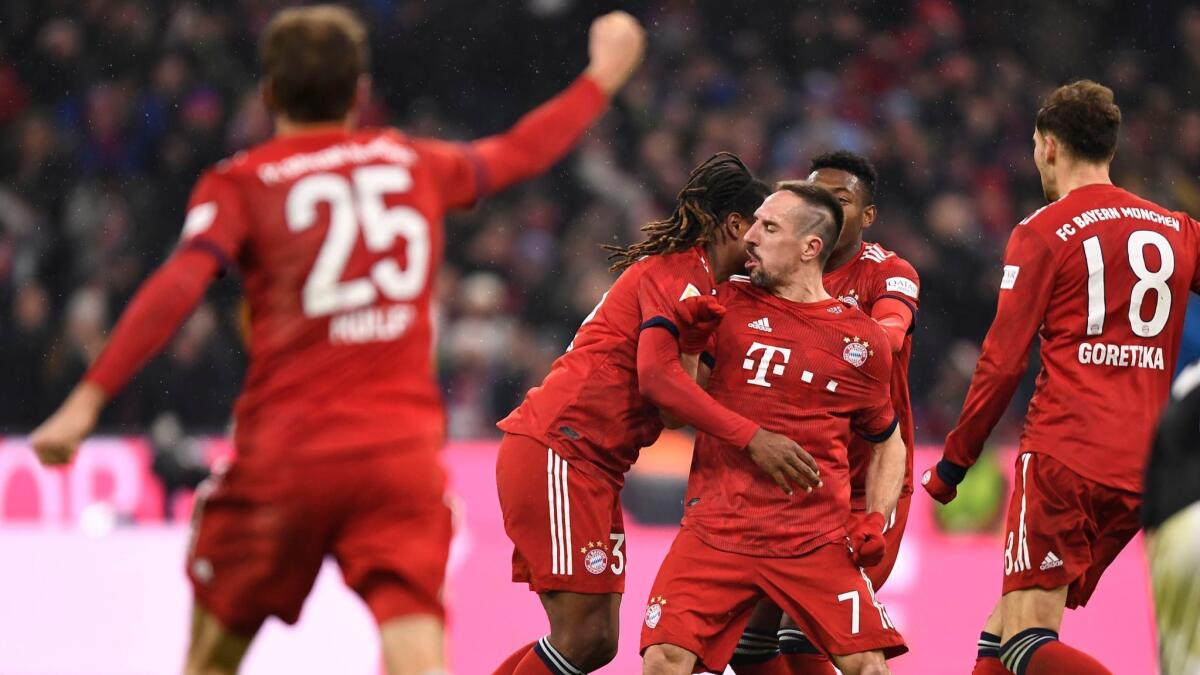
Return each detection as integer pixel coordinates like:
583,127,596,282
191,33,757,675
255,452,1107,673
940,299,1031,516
3,0,1200,446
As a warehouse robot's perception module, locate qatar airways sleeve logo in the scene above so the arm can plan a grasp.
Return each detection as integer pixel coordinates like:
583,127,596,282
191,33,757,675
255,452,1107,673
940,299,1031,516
743,341,791,388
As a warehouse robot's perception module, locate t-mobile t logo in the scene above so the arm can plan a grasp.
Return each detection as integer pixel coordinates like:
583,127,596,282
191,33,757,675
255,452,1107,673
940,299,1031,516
743,341,791,387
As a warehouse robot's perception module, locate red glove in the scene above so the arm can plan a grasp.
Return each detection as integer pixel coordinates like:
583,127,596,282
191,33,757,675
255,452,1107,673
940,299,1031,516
848,512,887,568
676,295,725,353
920,458,968,505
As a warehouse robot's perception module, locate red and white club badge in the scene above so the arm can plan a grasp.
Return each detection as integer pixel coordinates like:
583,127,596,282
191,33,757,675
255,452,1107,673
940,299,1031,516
842,336,874,367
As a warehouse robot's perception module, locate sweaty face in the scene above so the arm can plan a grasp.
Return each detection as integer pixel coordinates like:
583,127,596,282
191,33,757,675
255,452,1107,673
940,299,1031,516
1033,129,1059,201
743,192,808,290
808,168,866,255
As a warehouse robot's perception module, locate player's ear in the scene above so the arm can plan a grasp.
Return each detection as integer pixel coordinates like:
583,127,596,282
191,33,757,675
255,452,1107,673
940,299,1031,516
724,212,745,239
260,78,277,114
1044,134,1057,165
803,233,823,263
352,75,372,118
862,204,877,230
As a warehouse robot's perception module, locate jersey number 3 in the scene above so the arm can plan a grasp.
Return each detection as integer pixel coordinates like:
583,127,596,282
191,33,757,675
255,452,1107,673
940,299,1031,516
287,167,431,318
1082,230,1174,338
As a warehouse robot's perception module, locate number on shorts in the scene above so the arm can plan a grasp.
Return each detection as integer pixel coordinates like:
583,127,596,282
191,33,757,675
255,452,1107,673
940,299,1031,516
1082,231,1174,337
837,590,861,635
609,533,625,575
286,167,431,317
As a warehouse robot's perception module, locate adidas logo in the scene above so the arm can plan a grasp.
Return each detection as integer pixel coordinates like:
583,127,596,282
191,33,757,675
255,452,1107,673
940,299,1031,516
748,317,772,332
1039,551,1064,571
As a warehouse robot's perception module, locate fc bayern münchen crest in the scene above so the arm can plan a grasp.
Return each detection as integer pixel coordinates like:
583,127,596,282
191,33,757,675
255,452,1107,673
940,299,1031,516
645,596,667,629
581,541,609,575
840,289,861,309
842,336,873,367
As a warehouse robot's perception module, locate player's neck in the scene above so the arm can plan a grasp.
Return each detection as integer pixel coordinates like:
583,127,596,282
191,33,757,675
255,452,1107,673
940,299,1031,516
1054,161,1112,199
773,269,832,304
273,116,354,137
705,243,739,283
824,239,862,273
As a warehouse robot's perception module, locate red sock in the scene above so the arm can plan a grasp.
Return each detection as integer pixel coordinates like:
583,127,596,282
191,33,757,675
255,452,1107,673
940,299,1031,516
1025,641,1111,674
779,653,837,675
494,642,537,675
511,649,553,674
971,656,1008,675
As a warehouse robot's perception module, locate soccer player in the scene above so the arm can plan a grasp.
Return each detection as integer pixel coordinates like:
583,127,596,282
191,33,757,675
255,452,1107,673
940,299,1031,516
921,80,1200,675
1144,359,1200,675
494,154,825,675
28,6,645,675
730,152,920,675
640,183,908,675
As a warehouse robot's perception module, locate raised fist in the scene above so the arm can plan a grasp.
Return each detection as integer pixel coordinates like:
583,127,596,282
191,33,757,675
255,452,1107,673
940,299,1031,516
584,11,646,96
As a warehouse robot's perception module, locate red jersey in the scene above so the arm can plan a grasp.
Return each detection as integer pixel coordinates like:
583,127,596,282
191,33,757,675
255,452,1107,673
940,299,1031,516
683,278,896,557
824,241,920,507
85,77,608,460
498,247,718,480
945,184,1200,492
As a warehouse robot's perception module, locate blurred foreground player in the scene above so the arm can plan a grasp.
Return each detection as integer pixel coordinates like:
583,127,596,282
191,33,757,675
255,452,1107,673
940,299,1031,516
29,6,645,674
922,80,1200,674
732,153,919,674
641,183,907,675
494,154,827,674
1144,359,1200,675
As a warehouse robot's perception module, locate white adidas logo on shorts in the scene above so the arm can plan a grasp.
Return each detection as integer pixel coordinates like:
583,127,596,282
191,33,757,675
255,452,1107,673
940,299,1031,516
1040,551,1064,571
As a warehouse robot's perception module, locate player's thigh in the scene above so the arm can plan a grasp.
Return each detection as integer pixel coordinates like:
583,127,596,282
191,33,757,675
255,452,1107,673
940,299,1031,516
639,528,761,673
187,460,327,636
497,434,627,594
332,446,452,625
379,614,444,675
1000,452,1094,603
642,642,699,675
185,604,253,675
760,542,906,661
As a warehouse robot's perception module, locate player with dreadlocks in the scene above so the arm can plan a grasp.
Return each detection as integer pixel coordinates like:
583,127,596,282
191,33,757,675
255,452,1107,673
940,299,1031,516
493,153,821,675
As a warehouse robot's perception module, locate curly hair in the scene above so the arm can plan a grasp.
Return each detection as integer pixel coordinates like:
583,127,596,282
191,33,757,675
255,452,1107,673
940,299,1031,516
605,152,769,272
810,150,878,203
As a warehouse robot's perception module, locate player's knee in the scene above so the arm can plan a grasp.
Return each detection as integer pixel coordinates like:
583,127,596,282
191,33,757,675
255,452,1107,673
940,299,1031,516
552,615,619,670
642,644,694,674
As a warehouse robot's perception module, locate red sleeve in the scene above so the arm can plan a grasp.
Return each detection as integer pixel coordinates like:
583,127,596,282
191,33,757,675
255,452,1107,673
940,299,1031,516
871,297,913,353
637,255,710,337
415,75,608,210
83,248,222,396
637,325,760,448
851,338,897,441
871,255,921,315
943,225,1057,468
1189,217,1200,294
178,170,250,270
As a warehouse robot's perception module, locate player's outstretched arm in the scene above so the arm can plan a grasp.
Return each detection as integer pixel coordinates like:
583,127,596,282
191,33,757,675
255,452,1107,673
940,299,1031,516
923,226,1055,504
30,248,221,466
452,12,644,203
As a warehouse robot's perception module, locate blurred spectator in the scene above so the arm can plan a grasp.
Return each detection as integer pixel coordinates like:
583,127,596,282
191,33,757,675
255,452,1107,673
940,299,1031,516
2,1,1200,447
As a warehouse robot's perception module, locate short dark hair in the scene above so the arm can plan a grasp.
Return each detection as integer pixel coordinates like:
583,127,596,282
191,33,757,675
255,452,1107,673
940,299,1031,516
1035,80,1121,162
259,5,368,123
809,150,878,203
773,181,845,264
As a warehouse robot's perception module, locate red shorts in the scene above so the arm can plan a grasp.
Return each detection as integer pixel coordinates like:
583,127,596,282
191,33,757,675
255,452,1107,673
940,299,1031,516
1001,452,1141,608
850,492,912,590
496,433,627,594
187,443,452,635
640,528,907,673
